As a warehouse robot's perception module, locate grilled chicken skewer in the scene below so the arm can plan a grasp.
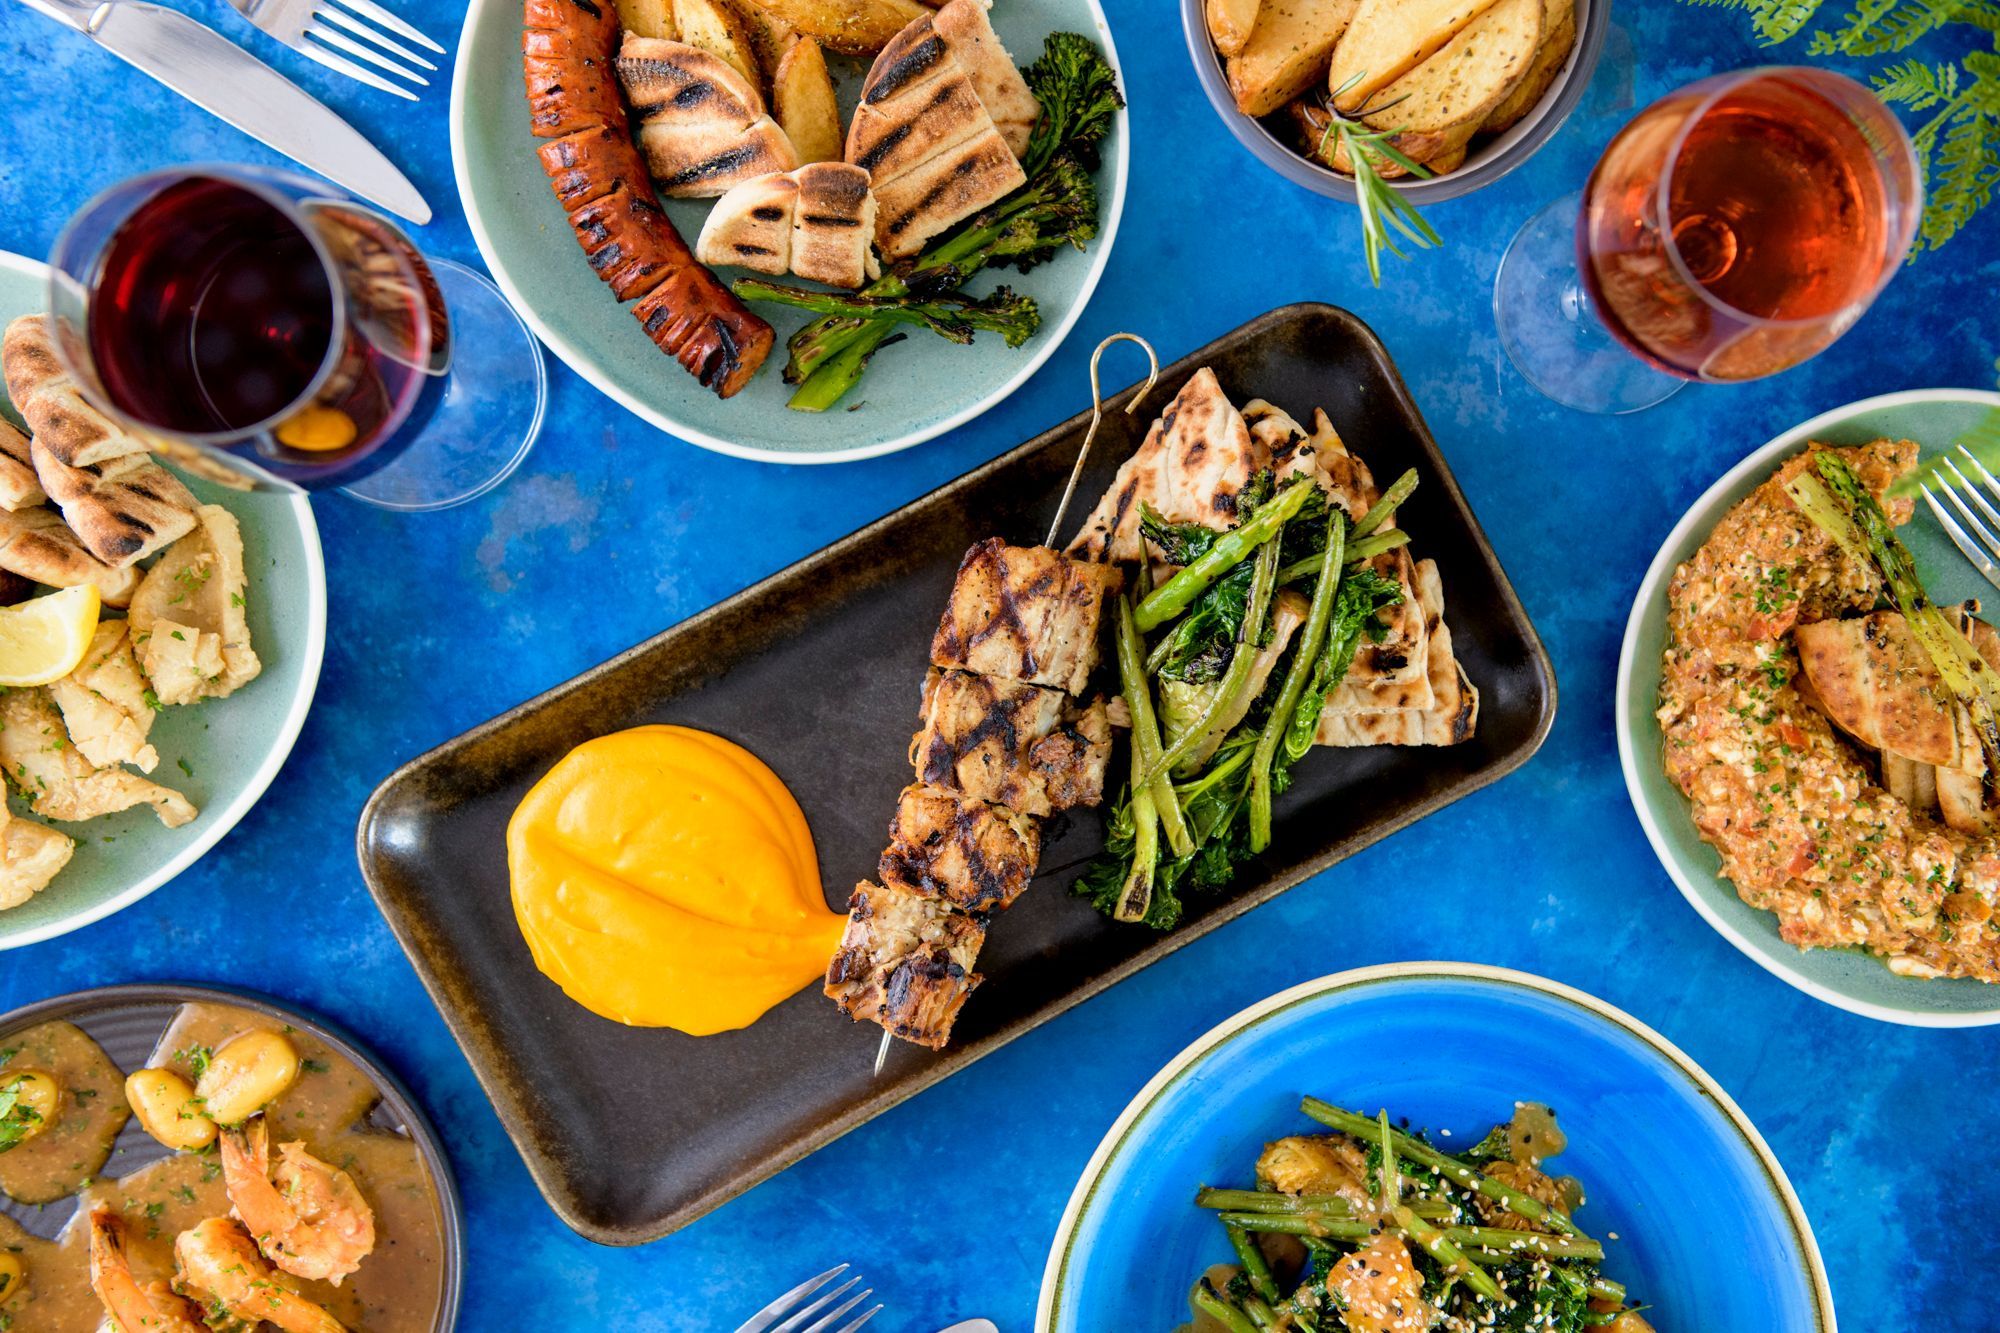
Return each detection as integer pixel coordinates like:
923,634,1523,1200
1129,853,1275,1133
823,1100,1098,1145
824,337,1159,1073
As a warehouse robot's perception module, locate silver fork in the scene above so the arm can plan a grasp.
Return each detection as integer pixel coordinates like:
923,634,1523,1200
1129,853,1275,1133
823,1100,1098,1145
734,1265,883,1333
1920,445,2000,595
225,0,444,99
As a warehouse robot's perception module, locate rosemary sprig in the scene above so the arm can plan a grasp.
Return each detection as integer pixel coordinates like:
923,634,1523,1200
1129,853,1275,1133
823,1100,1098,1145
1316,77,1443,286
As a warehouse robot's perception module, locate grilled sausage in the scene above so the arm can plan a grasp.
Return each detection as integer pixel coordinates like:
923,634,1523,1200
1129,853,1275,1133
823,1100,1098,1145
522,0,772,397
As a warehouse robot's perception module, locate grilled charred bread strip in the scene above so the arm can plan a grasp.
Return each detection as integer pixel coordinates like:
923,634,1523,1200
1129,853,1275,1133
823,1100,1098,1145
521,0,772,397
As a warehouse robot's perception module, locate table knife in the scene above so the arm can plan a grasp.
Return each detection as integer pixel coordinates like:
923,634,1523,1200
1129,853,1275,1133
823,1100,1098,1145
10,0,430,224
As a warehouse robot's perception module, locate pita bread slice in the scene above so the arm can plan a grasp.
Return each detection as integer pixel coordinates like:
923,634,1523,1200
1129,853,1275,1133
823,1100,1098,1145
791,163,880,289
32,438,198,569
870,121,1024,259
931,0,1039,156
617,36,799,198
1318,560,1477,747
847,58,991,182
1067,368,1260,564
1,316,152,468
0,421,44,510
696,171,800,275
0,506,140,606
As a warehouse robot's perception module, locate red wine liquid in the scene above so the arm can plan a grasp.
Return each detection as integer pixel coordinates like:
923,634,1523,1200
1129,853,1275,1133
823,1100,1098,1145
92,178,336,434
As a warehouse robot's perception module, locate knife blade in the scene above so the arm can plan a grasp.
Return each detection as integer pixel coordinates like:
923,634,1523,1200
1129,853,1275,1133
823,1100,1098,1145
13,0,430,224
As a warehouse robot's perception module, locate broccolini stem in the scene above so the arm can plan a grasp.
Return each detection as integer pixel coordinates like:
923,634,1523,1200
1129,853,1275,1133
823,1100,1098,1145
1220,1213,1602,1262
1397,1206,1509,1305
1116,595,1193,878
786,323,898,413
1250,510,1345,852
1135,478,1315,631
1299,1098,1587,1239
1195,1188,1452,1218
1226,1224,1280,1304
1133,537,1281,788
1354,469,1418,538
1192,1281,1261,1333
1277,528,1407,584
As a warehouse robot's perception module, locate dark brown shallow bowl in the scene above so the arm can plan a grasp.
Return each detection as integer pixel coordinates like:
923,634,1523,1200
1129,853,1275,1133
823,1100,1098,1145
356,303,1557,1245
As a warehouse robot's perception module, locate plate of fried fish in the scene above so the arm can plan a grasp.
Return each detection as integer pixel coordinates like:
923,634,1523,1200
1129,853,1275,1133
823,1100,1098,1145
360,303,1553,1243
454,0,1127,461
0,253,327,950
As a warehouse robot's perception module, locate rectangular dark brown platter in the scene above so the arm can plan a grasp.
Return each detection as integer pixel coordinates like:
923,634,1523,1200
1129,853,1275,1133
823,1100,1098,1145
356,304,1557,1245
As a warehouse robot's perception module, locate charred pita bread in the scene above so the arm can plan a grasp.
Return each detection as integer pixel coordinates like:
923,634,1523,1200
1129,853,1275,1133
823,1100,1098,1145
696,171,800,276
931,0,1039,156
32,438,198,569
1,316,152,469
617,36,798,198
0,420,45,510
1318,560,1477,747
0,506,140,606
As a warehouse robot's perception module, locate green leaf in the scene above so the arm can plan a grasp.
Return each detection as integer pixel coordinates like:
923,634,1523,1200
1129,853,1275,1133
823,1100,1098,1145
1922,111,1998,249
1873,56,1961,111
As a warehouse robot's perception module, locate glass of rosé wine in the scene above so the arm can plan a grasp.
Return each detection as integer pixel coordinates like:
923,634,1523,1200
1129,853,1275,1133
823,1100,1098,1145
1494,66,1922,415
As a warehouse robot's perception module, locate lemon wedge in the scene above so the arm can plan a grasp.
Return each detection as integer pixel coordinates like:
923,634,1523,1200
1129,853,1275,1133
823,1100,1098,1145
0,585,102,686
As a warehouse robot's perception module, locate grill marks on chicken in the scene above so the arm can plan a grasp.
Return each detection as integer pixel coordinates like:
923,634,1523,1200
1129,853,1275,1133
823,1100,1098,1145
521,0,771,396
826,542,1120,1049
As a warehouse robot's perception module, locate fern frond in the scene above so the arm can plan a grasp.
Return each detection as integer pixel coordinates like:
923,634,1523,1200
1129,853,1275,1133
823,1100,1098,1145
1965,48,2000,114
1806,0,1981,54
1807,0,1901,52
1874,56,1961,109
1957,0,2000,32
1919,112,1998,249
1756,0,1830,40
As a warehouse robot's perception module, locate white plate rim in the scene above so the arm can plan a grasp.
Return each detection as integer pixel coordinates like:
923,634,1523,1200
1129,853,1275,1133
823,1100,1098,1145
0,250,330,951
1032,960,1836,1332
446,0,1131,466
1615,387,2000,1028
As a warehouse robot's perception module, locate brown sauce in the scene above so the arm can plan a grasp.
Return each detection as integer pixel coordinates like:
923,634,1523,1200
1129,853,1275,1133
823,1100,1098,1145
1506,1100,1567,1166
0,1003,446,1332
0,1023,130,1207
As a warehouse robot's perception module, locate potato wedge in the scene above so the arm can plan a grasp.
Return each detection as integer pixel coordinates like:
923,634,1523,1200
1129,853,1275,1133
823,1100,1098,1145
1328,0,1506,112
1481,0,1575,135
1207,0,1261,57
1225,0,1360,118
744,0,930,56
736,0,799,81
616,0,679,38
675,0,763,88
774,37,842,163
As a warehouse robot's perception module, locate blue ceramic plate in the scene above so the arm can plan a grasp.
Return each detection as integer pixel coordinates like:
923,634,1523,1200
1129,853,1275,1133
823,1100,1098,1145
0,252,327,949
1618,389,2000,1026
1036,964,1833,1333
450,0,1127,464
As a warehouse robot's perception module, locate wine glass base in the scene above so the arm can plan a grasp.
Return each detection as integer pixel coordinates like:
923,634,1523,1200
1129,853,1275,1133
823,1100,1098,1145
339,260,547,512
1494,192,1688,415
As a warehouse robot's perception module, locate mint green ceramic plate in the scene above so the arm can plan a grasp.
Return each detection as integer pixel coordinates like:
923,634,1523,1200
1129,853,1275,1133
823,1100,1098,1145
449,0,1126,464
1618,389,2000,1027
0,252,327,950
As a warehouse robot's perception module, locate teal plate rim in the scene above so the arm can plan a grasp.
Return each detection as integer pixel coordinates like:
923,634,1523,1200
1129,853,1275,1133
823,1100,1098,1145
447,0,1130,466
1616,388,2000,1028
1032,961,1837,1331
0,251,328,951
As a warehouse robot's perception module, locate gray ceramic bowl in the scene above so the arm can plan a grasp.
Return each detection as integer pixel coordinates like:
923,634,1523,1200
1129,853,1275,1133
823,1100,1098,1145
1180,0,1609,203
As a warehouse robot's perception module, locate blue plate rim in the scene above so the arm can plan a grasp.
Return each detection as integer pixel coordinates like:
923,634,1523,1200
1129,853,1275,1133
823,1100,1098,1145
1615,388,2000,1028
1032,960,1836,1331
447,0,1131,467
0,251,329,952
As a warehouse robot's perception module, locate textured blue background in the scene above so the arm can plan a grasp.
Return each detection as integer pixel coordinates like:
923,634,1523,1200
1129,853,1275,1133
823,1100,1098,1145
1,1,1995,1329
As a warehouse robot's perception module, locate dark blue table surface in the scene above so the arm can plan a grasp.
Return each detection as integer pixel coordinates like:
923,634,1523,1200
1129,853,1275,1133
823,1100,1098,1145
2,1,1995,1328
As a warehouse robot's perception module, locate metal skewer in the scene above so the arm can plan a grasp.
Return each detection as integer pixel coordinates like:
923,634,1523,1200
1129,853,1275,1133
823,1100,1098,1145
872,334,1162,1078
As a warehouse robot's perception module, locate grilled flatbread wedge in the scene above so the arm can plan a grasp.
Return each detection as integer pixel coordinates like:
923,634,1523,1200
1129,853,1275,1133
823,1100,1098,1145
0,421,45,511
930,0,1038,156
790,163,881,288
1318,560,1476,746
870,124,1023,259
696,171,799,274
0,506,140,607
1,316,154,469
32,438,198,569
847,56,992,182
1794,612,1962,768
616,36,798,198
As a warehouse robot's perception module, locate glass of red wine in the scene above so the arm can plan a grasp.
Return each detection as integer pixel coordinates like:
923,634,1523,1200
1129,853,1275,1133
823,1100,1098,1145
1494,67,1922,415
46,165,546,509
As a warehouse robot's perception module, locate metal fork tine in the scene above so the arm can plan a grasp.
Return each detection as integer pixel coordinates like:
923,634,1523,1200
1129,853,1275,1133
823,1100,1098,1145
1923,486,2000,596
296,39,418,98
1943,458,2000,534
1933,475,2000,565
313,4,437,69
735,1266,848,1333
769,1277,862,1333
1958,444,2000,510
797,1287,874,1333
306,23,428,84
834,1308,883,1333
323,0,444,51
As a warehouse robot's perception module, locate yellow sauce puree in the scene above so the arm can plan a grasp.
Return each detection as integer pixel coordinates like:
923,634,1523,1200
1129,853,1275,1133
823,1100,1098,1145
506,724,844,1034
